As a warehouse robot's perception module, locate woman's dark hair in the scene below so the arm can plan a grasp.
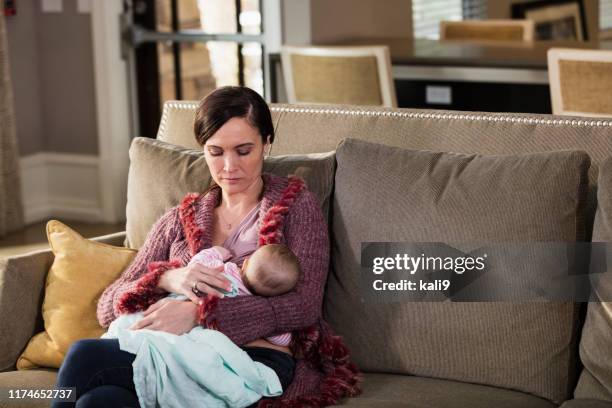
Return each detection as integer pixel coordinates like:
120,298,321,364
194,86,274,146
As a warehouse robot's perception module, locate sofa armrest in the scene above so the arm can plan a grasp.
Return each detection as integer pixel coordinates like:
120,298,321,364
0,231,127,372
91,230,127,247
0,249,54,371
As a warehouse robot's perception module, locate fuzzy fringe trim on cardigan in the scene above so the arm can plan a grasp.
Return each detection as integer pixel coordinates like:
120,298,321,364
117,259,183,314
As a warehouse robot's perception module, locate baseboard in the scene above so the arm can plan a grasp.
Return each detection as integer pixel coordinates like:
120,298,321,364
20,153,103,224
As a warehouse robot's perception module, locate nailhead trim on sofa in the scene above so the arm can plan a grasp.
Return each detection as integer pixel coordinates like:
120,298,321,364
159,101,612,141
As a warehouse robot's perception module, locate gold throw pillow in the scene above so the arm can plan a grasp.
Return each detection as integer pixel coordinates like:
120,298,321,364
17,220,136,369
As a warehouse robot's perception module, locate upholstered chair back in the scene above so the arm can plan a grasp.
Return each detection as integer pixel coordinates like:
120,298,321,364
440,20,534,42
548,48,612,118
280,45,397,107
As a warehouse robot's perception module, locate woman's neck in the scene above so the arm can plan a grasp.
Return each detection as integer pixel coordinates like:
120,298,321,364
219,175,264,210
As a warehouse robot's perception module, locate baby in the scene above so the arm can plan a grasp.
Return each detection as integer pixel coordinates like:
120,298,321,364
189,243,301,347
192,244,300,297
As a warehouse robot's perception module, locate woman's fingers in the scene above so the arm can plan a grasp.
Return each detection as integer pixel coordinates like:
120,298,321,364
190,263,224,276
203,273,232,291
189,264,231,291
184,284,204,304
197,281,226,299
131,300,198,334
130,315,154,330
201,269,232,290
179,264,230,300
143,298,168,316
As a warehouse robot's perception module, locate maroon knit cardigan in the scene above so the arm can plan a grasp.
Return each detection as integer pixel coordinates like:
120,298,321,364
102,174,361,407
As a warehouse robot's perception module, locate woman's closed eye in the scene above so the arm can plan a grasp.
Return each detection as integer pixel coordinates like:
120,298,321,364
236,148,252,156
207,147,223,156
206,146,253,157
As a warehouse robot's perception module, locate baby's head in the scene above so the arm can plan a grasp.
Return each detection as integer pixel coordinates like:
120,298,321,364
242,244,301,297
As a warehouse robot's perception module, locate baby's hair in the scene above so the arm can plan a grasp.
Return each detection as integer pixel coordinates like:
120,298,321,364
246,244,301,297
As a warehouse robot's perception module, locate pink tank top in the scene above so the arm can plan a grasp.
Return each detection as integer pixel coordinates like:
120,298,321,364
222,202,261,267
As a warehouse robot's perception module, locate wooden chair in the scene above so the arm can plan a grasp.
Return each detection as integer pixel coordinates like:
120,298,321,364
440,20,534,43
548,48,612,118
280,45,397,107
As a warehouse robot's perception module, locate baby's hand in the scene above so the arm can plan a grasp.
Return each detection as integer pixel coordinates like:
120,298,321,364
212,246,233,262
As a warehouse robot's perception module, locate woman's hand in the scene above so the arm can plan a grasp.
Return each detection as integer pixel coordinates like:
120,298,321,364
158,263,232,303
129,298,199,335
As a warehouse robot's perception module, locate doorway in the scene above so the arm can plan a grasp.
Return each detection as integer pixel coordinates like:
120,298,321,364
124,0,265,138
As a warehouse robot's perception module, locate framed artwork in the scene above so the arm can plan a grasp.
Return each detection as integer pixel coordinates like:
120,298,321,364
512,0,588,41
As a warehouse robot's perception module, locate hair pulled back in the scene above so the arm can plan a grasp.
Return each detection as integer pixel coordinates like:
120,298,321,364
194,86,274,147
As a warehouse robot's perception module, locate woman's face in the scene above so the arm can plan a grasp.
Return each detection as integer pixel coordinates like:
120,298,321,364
203,117,269,195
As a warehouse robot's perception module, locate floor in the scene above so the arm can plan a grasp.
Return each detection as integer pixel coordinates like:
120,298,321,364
0,220,125,258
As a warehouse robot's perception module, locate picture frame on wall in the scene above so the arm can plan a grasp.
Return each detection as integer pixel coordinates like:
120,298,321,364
511,0,588,41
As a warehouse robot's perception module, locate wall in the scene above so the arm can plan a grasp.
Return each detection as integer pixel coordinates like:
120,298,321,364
5,1,43,156
282,0,312,45
310,0,413,44
5,0,102,224
5,0,98,156
38,0,98,154
488,0,599,42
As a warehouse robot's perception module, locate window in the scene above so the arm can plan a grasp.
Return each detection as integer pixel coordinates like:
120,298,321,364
463,0,487,20
412,0,488,39
601,0,612,30
130,0,266,138
155,0,263,103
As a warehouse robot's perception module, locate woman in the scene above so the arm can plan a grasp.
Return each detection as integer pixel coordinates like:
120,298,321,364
53,86,360,408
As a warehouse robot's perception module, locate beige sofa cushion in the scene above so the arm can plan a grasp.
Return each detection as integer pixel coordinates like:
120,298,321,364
327,138,590,404
575,157,612,402
0,370,556,408
125,137,335,249
0,370,57,408
560,400,612,408
334,373,556,408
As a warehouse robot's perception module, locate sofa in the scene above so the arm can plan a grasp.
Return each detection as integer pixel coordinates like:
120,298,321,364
2,102,612,408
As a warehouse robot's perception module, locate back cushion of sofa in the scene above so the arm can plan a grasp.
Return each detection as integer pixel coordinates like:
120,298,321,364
574,156,612,401
327,138,590,404
125,137,335,249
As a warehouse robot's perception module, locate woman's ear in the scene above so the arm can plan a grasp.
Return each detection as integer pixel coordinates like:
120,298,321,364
264,136,272,157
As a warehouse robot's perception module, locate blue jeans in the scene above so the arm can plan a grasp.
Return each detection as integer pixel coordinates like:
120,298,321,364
51,339,138,408
52,339,295,408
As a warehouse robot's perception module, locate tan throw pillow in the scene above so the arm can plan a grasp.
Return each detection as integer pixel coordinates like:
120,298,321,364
17,221,136,369
326,138,591,404
125,137,336,249
575,157,612,401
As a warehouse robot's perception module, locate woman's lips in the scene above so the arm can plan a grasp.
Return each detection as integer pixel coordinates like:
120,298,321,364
223,177,241,184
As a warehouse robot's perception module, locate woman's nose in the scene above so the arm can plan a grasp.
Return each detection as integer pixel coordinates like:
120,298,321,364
223,155,237,172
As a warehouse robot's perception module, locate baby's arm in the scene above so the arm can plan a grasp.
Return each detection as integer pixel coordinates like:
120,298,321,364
211,246,232,262
189,246,233,267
